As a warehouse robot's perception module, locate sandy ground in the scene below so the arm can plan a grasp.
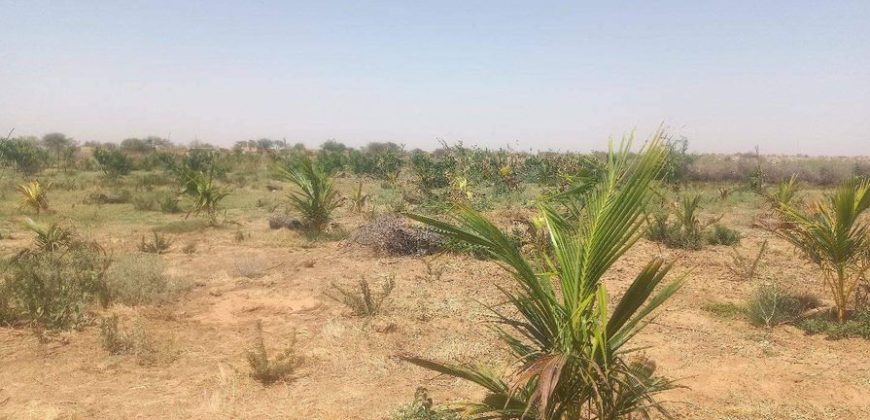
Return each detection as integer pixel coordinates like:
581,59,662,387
2,206,870,419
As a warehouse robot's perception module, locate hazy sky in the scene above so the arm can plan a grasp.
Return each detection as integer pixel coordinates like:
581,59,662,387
2,1,868,155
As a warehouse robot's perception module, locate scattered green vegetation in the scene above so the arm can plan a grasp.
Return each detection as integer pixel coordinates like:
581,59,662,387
703,302,745,320
797,309,870,340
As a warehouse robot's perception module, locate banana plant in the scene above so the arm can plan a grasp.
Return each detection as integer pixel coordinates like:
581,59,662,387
405,133,684,419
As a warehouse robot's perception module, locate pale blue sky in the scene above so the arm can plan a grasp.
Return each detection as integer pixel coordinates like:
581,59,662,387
2,1,868,155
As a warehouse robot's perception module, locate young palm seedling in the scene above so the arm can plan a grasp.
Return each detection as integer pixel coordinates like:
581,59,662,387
17,180,50,215
404,135,684,419
179,167,229,225
278,155,342,235
776,179,870,323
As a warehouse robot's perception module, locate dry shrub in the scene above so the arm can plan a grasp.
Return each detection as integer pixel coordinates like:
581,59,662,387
247,321,300,385
106,254,189,306
352,214,442,256
268,213,302,230
327,275,395,317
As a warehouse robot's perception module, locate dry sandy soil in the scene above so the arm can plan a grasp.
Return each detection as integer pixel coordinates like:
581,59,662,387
2,201,870,419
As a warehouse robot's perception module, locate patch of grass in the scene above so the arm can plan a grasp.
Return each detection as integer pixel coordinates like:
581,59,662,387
247,321,300,385
100,315,157,364
707,224,741,246
327,275,395,317
797,309,870,340
106,254,189,306
703,302,745,320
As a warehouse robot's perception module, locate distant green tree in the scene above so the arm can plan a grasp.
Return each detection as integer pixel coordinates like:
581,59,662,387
0,137,50,175
41,132,74,167
93,147,133,177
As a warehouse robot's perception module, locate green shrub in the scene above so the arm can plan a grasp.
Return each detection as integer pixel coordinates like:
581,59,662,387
178,165,229,224
797,309,870,340
2,242,111,329
93,147,133,177
707,224,741,246
106,254,188,306
0,137,50,175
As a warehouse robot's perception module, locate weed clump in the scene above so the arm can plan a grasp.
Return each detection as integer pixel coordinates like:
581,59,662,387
392,387,460,420
353,214,442,256
247,321,299,385
139,232,173,254
100,315,157,364
327,275,395,317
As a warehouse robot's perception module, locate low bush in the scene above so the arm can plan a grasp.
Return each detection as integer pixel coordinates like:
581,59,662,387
106,254,188,306
707,224,742,246
797,309,870,340
17,180,50,215
2,241,111,329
